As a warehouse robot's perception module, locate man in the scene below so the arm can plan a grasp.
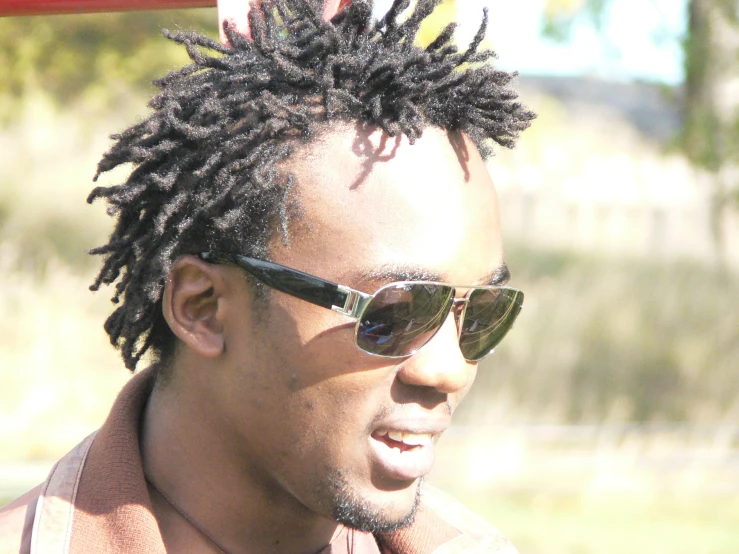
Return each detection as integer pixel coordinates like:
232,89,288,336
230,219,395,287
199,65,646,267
0,1,534,552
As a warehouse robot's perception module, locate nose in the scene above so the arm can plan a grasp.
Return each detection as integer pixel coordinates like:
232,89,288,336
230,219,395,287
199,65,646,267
395,311,475,395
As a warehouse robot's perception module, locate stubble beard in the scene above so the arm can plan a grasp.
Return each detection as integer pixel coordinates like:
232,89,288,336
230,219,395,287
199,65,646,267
325,470,422,535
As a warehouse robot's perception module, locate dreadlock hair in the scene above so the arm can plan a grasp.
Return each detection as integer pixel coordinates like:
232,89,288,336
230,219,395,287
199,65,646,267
88,0,535,372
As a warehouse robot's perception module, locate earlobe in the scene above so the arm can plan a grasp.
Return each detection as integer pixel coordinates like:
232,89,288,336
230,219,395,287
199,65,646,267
163,256,226,359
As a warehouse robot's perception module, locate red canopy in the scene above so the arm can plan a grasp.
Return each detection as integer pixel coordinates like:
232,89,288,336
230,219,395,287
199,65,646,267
0,0,216,17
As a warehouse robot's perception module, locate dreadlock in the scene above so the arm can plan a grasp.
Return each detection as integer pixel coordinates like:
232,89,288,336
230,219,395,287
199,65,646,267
88,0,535,372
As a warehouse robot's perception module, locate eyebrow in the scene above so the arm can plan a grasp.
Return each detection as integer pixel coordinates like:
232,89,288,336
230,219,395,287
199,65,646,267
482,263,511,286
354,264,443,284
351,262,511,287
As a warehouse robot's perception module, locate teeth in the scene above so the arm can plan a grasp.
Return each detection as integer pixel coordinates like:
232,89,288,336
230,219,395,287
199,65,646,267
382,431,432,447
402,433,432,446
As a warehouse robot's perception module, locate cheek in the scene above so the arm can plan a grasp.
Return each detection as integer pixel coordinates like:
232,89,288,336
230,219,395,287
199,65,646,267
242,353,390,491
241,296,392,430
260,290,401,383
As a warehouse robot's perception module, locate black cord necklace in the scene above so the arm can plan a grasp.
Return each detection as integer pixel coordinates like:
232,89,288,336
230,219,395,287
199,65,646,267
145,475,348,554
145,475,234,554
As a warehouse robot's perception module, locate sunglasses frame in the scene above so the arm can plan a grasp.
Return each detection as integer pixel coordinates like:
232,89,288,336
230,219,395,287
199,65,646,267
198,252,523,361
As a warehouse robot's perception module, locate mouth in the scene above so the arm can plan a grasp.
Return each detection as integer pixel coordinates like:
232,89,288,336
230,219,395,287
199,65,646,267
368,428,441,482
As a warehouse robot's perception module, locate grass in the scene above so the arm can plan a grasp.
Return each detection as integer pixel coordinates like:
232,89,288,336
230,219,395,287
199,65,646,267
460,491,739,554
427,424,739,553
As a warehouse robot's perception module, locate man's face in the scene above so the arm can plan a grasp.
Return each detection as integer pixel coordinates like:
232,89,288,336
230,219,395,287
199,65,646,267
211,125,505,532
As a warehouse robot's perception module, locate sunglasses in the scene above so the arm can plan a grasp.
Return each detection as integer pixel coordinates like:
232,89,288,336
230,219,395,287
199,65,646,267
199,252,524,362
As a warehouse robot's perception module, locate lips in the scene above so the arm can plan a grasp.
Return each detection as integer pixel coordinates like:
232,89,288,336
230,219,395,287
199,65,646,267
368,424,446,482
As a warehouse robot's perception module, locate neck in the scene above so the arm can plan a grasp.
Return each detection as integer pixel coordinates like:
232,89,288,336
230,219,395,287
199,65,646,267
140,361,343,554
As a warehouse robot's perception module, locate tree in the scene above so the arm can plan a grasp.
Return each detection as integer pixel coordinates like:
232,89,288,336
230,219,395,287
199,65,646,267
542,0,739,267
680,0,739,267
0,9,214,120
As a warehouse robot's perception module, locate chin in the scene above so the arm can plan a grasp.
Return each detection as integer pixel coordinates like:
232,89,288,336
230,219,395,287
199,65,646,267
327,472,422,534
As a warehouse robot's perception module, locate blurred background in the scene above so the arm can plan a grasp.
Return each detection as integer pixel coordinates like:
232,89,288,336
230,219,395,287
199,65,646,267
0,1,737,552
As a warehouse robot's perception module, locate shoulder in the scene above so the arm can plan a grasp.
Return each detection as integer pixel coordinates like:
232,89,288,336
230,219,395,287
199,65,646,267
418,485,518,554
0,484,42,554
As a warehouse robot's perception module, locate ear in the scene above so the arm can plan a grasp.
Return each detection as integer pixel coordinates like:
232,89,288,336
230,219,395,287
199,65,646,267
162,255,227,360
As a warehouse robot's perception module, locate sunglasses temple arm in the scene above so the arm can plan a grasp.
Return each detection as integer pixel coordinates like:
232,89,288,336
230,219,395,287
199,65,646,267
200,252,363,315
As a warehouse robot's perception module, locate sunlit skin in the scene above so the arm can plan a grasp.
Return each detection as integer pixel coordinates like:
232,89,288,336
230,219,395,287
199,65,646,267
217,0,345,42
140,124,507,554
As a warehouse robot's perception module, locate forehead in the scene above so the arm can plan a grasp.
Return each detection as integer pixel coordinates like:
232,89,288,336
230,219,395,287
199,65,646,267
273,123,504,286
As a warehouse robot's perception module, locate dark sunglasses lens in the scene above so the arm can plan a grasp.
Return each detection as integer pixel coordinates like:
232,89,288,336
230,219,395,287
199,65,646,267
459,288,524,361
357,283,454,357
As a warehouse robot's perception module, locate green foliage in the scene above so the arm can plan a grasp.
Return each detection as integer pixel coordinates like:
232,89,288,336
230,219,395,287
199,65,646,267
679,0,739,217
541,0,739,215
0,9,216,121
680,0,719,171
